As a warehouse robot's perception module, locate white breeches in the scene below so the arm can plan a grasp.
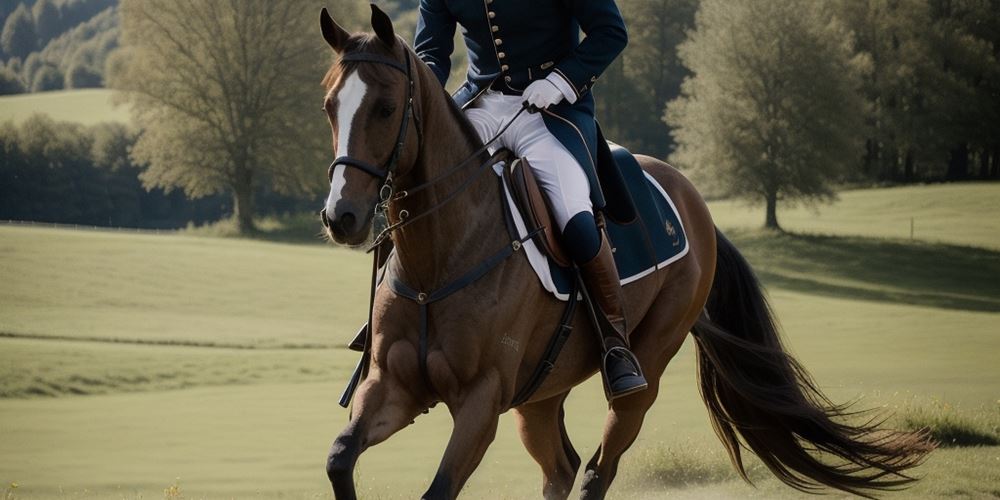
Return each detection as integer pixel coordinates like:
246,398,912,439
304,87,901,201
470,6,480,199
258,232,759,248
465,90,593,231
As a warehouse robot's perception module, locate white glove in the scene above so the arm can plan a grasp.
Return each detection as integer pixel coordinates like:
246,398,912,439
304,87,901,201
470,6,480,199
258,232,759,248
522,79,565,110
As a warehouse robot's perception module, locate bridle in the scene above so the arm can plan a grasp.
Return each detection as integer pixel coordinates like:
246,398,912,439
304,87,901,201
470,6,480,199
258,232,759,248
322,46,527,252
326,49,419,184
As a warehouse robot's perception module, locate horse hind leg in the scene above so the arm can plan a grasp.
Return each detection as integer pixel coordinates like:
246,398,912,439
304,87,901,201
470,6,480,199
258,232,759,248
512,391,581,500
580,291,693,500
579,379,662,500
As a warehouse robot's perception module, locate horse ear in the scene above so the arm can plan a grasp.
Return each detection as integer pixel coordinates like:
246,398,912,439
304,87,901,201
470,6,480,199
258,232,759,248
370,3,396,49
320,7,350,53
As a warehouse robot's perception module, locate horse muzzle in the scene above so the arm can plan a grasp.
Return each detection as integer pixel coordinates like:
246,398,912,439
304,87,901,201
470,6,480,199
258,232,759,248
321,201,370,245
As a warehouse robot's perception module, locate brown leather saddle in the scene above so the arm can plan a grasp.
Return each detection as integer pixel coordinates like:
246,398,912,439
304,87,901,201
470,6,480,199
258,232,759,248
501,157,573,268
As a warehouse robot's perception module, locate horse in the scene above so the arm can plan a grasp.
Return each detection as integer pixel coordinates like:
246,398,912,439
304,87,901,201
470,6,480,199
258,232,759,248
317,6,934,500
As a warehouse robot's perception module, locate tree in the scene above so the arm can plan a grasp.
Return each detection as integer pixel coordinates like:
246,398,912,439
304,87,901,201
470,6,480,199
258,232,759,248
831,0,953,182
65,62,101,88
32,0,61,45
622,0,698,158
112,0,329,233
2,3,37,59
666,0,870,229
593,0,697,158
30,63,61,91
830,0,1000,182
0,66,25,94
927,0,1000,180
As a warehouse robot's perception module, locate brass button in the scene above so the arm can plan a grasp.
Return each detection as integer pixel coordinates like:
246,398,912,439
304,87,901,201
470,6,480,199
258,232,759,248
498,51,506,58
494,38,503,45
504,76,512,82
488,11,496,19
501,64,509,71
491,25,499,32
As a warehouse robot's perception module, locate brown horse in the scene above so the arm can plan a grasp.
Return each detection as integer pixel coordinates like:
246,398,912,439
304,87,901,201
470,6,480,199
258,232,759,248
317,6,933,500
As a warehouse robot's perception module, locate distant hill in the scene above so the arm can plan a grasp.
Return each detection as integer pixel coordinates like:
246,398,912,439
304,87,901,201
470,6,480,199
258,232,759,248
0,0,118,94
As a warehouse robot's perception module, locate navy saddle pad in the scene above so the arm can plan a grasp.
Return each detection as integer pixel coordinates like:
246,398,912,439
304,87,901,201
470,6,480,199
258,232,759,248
502,143,690,300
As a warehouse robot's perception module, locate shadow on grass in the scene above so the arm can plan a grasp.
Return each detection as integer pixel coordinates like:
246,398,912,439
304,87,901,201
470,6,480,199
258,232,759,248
724,229,1000,312
896,402,1000,448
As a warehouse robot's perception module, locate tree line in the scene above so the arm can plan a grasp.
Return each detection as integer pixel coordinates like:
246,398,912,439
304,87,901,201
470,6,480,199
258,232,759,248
1,0,997,232
0,114,315,228
0,0,118,94
660,0,999,227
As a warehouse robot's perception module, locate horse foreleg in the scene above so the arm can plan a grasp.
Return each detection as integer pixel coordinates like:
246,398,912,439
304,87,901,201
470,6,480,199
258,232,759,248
422,378,502,500
512,392,581,500
327,373,424,500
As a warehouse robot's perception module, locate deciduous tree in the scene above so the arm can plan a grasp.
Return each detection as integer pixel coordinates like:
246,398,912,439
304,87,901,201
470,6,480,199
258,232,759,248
2,4,37,59
666,0,870,229
112,0,329,233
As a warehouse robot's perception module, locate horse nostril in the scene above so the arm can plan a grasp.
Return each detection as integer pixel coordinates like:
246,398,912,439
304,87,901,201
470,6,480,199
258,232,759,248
340,212,356,231
320,208,331,228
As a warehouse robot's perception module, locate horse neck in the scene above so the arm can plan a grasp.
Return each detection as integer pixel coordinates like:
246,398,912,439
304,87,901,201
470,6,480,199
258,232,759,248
390,84,509,292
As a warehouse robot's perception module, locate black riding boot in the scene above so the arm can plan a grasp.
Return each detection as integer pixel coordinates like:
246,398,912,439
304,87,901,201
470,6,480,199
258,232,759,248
579,230,648,400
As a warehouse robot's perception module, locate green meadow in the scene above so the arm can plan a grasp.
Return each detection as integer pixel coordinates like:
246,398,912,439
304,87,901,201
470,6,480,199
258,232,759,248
0,90,129,126
1,182,999,499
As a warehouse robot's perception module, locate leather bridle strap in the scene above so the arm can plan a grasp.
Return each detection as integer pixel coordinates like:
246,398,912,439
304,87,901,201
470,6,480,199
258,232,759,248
328,50,417,182
330,155,388,181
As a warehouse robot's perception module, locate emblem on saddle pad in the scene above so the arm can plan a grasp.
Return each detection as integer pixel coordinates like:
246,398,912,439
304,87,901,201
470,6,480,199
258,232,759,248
665,221,680,247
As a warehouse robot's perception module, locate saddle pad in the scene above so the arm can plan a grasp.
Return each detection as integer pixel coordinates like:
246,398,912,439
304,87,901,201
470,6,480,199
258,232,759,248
496,144,690,301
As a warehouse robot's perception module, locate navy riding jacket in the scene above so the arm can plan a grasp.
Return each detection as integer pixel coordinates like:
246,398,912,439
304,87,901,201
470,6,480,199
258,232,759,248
413,0,628,209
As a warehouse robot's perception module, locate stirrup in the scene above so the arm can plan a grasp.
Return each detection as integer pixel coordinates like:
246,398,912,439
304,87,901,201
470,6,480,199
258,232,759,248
601,345,648,400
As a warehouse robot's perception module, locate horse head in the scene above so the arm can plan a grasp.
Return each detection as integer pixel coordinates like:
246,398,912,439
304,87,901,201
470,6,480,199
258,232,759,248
318,5,421,246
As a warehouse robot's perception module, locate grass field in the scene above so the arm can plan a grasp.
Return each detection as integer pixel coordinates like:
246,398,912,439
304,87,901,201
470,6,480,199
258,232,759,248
0,89,129,125
1,183,999,499
709,181,1000,250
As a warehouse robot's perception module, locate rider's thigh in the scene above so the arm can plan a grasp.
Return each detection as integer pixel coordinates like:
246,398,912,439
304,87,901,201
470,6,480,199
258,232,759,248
464,105,502,148
512,112,593,231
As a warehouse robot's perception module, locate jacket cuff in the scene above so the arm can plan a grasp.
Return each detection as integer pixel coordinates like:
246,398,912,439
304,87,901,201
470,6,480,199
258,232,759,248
545,71,578,105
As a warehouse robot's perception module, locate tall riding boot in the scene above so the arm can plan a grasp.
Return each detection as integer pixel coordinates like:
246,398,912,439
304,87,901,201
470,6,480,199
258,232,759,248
579,230,648,400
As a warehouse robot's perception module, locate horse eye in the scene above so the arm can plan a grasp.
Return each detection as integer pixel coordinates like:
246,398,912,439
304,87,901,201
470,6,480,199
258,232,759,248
378,103,396,118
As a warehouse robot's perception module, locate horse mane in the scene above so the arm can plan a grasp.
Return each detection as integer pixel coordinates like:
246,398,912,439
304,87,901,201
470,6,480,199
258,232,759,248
322,34,486,154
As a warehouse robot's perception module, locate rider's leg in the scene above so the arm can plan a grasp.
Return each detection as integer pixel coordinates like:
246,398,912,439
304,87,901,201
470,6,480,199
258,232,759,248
508,109,647,399
464,91,506,154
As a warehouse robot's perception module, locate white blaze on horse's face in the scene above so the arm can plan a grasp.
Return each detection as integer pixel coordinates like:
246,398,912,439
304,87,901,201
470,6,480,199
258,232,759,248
325,71,368,216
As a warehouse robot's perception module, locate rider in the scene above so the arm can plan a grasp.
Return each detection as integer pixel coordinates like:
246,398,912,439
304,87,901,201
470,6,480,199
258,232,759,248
414,0,647,399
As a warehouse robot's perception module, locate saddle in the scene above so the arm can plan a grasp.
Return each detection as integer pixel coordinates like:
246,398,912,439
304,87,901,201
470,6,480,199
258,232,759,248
501,158,573,267
499,124,641,271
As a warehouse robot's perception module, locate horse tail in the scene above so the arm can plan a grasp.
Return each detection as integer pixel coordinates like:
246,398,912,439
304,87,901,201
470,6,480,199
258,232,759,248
691,229,935,498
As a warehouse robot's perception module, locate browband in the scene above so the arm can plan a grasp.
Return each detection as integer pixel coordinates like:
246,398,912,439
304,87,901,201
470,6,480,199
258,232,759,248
340,52,408,75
